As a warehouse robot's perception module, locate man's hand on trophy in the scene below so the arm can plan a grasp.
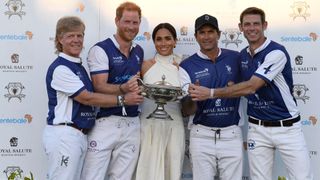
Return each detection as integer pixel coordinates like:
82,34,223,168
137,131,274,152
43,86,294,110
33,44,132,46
124,91,144,105
188,84,211,101
121,74,140,93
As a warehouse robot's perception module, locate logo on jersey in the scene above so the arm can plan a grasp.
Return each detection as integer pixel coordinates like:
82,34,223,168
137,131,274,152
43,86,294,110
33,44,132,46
4,82,26,102
89,140,97,148
263,64,273,74
215,99,221,107
61,155,69,167
241,60,249,69
113,56,124,64
247,139,256,150
3,166,34,180
135,54,141,64
221,28,242,48
290,1,310,21
194,68,209,79
293,84,309,103
225,64,232,74
4,0,26,19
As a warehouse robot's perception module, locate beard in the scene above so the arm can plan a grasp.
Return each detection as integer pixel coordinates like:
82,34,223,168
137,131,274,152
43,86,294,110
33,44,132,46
118,29,138,42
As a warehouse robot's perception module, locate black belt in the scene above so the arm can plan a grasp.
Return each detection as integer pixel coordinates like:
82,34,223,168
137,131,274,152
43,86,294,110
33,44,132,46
248,116,300,127
56,123,90,135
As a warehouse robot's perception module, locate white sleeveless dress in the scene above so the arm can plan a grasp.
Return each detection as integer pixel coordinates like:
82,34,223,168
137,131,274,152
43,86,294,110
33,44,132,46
135,54,185,180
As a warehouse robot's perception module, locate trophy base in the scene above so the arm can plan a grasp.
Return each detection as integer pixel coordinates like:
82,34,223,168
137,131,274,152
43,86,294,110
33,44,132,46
146,104,173,120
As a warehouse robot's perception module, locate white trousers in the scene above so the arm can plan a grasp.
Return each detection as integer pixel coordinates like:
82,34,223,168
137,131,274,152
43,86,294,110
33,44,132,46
189,124,243,180
247,122,313,180
42,125,88,180
81,115,140,180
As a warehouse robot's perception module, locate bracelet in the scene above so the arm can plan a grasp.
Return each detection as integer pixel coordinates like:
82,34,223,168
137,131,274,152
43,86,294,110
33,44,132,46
117,95,125,106
119,84,125,94
210,88,215,99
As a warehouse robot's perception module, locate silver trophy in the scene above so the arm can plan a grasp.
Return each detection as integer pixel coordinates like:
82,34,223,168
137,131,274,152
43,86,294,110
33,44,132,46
138,75,183,120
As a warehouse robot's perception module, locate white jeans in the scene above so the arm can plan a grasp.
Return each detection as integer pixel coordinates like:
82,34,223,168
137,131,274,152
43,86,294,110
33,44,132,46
81,115,140,180
43,125,88,180
189,124,243,180
247,122,313,180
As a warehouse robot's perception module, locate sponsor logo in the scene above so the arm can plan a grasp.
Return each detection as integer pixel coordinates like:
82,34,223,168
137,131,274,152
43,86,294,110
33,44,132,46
88,140,99,152
290,1,310,21
0,137,32,157
0,114,32,124
247,139,256,150
221,28,243,47
280,33,318,42
215,99,221,107
292,55,317,75
4,0,26,19
75,1,85,12
293,84,309,103
0,31,33,41
61,155,69,167
134,32,151,42
177,26,196,46
194,68,209,79
3,166,34,180
225,64,232,74
263,64,273,74
0,53,34,73
301,116,317,126
4,82,26,102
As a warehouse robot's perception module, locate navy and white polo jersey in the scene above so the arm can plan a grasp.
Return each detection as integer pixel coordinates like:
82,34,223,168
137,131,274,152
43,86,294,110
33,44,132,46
240,39,299,121
87,36,143,118
179,48,242,128
46,53,96,129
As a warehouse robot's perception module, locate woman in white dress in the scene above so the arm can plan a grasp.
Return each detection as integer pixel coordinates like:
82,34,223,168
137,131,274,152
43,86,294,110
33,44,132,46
135,23,185,180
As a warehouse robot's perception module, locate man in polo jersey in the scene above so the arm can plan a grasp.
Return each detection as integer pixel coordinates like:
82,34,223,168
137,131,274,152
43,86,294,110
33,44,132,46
179,14,244,180
80,2,144,180
43,16,143,180
188,7,313,180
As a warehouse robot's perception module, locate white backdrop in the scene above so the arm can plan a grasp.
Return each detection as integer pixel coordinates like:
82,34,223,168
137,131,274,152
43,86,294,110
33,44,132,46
0,0,319,179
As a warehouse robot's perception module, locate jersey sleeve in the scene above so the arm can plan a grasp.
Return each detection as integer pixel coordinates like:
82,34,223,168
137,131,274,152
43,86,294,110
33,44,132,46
51,65,85,97
254,50,287,83
179,66,191,94
87,45,109,75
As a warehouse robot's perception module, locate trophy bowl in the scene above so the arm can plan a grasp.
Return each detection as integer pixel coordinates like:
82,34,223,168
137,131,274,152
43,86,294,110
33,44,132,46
138,75,183,120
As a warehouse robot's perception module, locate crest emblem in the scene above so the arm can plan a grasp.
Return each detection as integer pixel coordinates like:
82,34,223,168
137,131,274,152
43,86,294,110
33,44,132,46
221,28,242,47
4,82,26,102
290,1,310,21
4,0,26,19
293,84,309,103
180,26,188,36
11,53,19,63
3,166,34,179
10,137,18,147
215,99,221,107
294,55,303,65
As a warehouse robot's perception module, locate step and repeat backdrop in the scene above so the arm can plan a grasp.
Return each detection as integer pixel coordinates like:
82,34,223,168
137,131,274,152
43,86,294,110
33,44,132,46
0,0,319,179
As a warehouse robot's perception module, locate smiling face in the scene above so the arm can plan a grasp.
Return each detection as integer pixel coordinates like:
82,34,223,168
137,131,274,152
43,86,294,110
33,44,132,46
115,10,140,42
58,28,84,57
239,14,267,48
154,28,176,56
195,25,220,54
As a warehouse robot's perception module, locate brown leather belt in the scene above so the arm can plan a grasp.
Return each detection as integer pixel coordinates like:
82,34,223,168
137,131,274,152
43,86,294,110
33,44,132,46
248,116,300,127
57,123,90,135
